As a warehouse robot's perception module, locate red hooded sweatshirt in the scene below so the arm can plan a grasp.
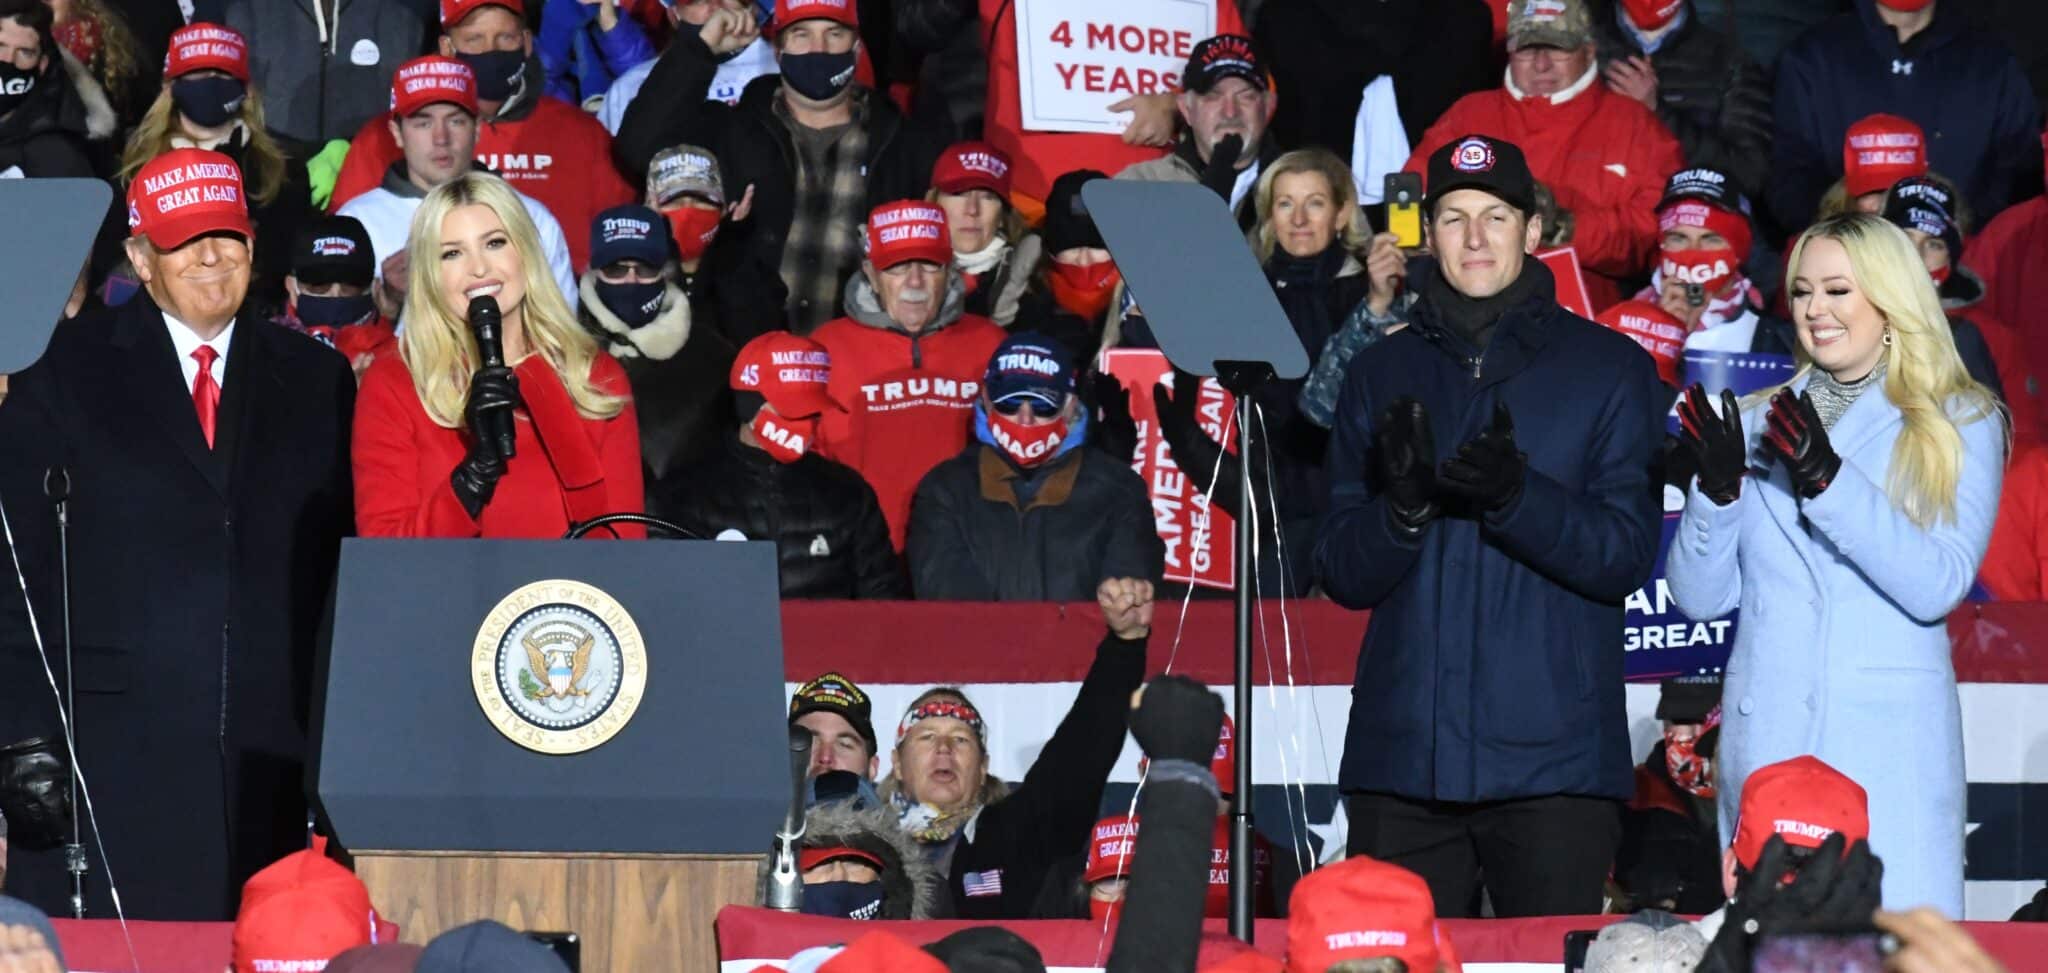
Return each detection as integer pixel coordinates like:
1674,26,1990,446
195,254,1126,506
812,277,1006,549
1406,67,1683,311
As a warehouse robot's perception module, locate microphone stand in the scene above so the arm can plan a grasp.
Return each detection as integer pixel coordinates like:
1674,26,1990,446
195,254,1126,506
766,728,812,911
44,467,86,919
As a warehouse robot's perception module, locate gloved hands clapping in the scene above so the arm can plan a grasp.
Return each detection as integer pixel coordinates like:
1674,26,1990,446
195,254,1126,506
1438,401,1526,514
1677,383,1747,506
1696,833,1885,973
1374,396,1439,534
450,366,521,519
1763,390,1841,499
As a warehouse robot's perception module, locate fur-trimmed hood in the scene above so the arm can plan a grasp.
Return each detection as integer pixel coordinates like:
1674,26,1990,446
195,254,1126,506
755,798,945,920
579,274,692,361
58,48,116,142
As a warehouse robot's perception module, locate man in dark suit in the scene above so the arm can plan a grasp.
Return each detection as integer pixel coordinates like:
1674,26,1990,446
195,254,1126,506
0,148,354,919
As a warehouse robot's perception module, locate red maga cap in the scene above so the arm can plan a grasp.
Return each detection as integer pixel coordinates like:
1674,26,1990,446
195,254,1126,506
440,0,523,30
1731,754,1870,870
165,23,249,82
391,56,480,118
127,148,253,249
1286,856,1449,973
1844,114,1927,198
731,332,839,418
932,141,1013,198
863,201,952,269
1596,300,1684,387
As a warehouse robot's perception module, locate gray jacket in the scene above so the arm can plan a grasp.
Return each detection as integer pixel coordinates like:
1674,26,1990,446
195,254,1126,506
222,0,429,147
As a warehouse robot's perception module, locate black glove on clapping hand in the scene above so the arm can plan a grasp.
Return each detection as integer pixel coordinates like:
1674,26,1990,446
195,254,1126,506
1696,833,1885,973
1438,401,1526,514
0,737,73,851
1153,374,1252,520
450,365,521,520
1677,383,1747,506
1374,396,1439,534
1129,674,1225,766
1763,390,1842,499
1089,372,1139,463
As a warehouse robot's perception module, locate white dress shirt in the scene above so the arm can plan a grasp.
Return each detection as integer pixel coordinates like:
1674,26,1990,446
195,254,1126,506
164,312,235,395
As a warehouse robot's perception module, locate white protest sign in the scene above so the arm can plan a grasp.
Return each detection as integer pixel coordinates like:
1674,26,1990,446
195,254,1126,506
1013,0,1218,135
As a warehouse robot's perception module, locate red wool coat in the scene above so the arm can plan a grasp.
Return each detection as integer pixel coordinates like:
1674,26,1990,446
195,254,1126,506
353,351,646,539
812,313,1007,549
1406,76,1684,310
326,95,635,273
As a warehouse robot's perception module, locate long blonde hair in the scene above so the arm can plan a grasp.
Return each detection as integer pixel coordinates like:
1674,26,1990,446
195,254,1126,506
1252,147,1367,264
400,172,626,428
118,80,286,205
1782,214,2002,526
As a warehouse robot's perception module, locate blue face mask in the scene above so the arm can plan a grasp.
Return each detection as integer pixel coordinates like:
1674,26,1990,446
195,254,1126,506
800,880,884,920
595,280,666,328
779,49,857,102
171,76,246,129
457,49,526,103
295,293,376,328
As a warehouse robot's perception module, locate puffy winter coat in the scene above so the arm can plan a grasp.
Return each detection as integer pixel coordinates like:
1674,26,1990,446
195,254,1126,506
654,433,908,599
1405,71,1684,305
907,436,1163,601
1768,0,2043,233
812,273,1007,548
221,0,429,147
753,797,944,919
1313,259,1665,803
0,50,101,178
1594,1,1775,204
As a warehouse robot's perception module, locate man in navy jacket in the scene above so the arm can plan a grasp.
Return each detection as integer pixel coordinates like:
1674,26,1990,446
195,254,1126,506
1313,133,1664,918
1769,0,2042,234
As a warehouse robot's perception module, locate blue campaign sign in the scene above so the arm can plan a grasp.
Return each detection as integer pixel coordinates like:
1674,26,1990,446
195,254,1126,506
1626,349,1798,681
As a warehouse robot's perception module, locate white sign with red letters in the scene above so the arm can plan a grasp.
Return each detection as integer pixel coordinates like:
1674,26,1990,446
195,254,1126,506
1013,0,1218,135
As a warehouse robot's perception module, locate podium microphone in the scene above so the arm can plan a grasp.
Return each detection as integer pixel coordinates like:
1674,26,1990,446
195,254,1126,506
466,295,517,459
766,727,812,912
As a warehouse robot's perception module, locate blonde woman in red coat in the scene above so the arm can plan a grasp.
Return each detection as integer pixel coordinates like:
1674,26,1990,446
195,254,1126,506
353,172,645,538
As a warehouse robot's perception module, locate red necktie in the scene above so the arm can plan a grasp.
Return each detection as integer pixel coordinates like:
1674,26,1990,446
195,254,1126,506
191,345,220,448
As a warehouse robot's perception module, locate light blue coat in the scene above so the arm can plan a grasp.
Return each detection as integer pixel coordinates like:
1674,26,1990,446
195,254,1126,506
1665,373,2004,916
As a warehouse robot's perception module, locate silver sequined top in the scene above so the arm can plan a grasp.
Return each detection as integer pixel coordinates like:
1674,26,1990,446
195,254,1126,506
1807,357,1888,431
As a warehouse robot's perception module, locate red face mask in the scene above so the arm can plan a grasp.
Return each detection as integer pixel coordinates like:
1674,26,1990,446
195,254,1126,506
751,410,815,464
1620,0,1684,29
989,409,1065,467
1660,247,1738,298
665,206,722,263
1929,263,1952,286
1048,261,1121,321
1664,732,1715,798
1088,897,1124,922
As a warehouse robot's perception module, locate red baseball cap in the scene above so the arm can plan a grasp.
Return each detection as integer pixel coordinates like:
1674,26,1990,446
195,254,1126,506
440,0,523,30
233,837,398,973
165,23,249,82
798,846,884,873
391,56,480,118
773,0,858,34
1731,754,1870,870
932,141,1013,197
1843,113,1927,197
864,200,952,269
731,332,839,418
1286,856,1449,973
1596,300,1684,387
1083,815,1139,884
127,148,254,249
818,932,947,973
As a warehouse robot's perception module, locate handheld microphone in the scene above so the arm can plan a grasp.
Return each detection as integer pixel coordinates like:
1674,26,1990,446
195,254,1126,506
466,295,517,458
766,727,813,911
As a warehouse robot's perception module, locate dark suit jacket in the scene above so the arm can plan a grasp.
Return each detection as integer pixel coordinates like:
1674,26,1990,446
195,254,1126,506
0,293,353,919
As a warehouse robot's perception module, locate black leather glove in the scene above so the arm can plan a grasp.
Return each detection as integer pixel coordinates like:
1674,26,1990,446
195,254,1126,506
1198,134,1244,201
1677,383,1747,506
1763,390,1842,499
1129,674,1224,766
450,366,521,520
0,737,73,851
1374,396,1439,533
1089,372,1138,464
1697,833,1885,973
1438,401,1526,514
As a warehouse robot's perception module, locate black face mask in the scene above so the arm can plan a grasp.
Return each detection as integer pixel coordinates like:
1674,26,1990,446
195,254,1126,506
457,49,526,104
296,293,376,328
171,76,246,130
799,880,884,920
0,62,38,118
778,50,857,102
596,280,666,328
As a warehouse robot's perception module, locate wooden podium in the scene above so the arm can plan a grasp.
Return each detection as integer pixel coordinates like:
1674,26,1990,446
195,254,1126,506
316,540,792,973
354,851,762,971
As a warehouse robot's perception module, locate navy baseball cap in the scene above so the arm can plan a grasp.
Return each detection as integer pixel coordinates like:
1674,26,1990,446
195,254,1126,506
984,333,1074,411
589,204,673,269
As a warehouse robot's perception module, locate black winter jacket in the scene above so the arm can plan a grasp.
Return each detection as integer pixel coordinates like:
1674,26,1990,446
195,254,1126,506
612,31,948,321
578,275,737,487
1595,1,1776,204
0,55,97,179
907,442,1164,602
652,433,907,599
1254,0,1497,159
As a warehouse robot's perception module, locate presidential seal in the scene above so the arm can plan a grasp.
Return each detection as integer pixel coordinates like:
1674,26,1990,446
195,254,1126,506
472,580,648,754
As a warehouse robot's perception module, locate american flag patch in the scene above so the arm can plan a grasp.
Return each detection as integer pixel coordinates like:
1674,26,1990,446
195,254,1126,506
961,869,1003,898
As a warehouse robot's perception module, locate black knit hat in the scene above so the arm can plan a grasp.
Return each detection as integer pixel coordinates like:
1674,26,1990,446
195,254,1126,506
1040,169,1109,254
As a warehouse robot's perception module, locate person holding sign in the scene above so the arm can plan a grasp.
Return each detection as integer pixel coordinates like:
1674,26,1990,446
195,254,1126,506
1314,133,1664,918
1666,213,2006,915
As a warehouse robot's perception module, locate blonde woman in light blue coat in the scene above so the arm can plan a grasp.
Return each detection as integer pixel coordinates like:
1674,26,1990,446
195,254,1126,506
1665,214,2005,916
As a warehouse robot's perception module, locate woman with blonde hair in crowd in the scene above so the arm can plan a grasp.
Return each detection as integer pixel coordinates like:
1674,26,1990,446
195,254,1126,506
353,172,645,539
118,22,306,309
1666,213,2005,915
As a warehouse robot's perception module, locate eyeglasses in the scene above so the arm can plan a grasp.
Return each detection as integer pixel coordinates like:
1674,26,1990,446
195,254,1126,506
597,263,663,284
991,398,1051,418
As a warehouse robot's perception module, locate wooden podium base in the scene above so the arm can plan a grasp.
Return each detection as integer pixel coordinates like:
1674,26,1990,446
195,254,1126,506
354,850,762,972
